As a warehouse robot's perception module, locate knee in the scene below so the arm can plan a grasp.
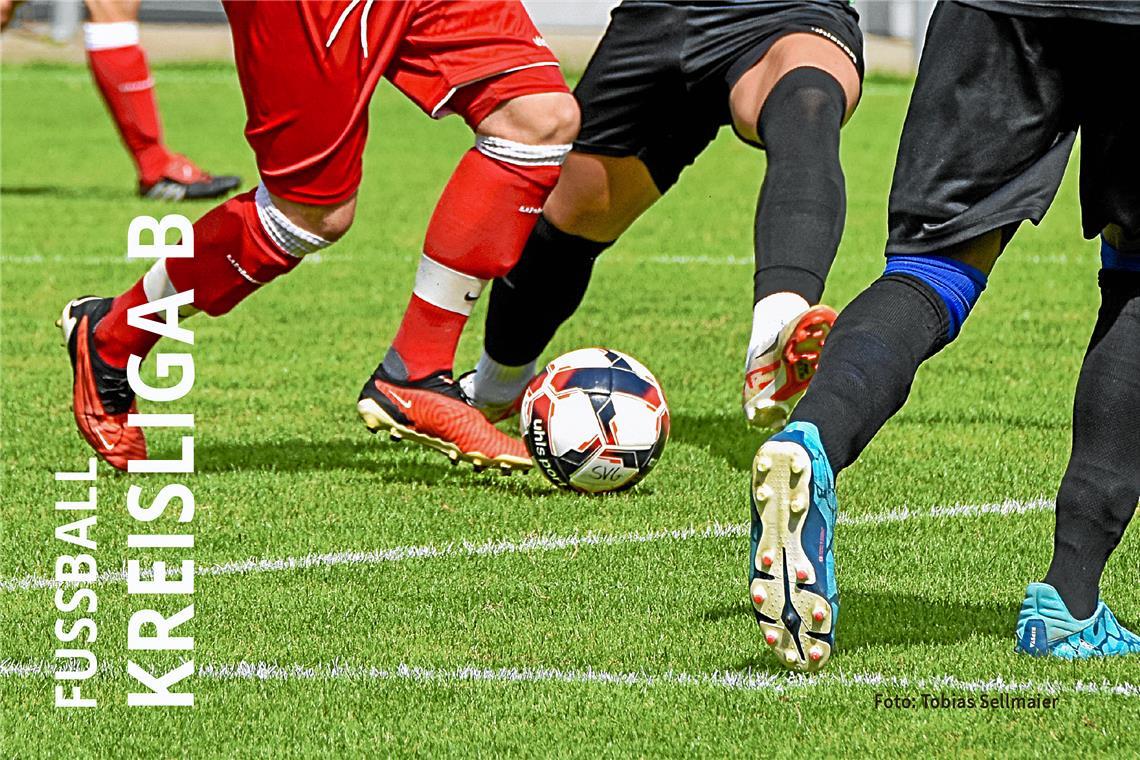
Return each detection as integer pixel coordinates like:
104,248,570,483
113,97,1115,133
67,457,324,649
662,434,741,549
736,69,846,150
881,255,989,343
270,193,357,243
480,92,580,146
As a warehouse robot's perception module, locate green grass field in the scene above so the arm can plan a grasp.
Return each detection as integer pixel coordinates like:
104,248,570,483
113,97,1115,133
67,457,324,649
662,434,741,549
2,62,1139,757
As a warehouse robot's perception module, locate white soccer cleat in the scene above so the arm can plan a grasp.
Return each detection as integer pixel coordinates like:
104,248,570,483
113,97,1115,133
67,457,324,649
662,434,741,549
742,305,837,432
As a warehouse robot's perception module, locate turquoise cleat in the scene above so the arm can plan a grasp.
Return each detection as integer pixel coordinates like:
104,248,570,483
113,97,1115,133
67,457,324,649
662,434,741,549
1015,582,1140,659
749,421,838,672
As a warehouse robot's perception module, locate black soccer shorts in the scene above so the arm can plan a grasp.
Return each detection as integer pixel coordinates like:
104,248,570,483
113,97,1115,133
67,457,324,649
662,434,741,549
886,1,1140,256
572,0,864,193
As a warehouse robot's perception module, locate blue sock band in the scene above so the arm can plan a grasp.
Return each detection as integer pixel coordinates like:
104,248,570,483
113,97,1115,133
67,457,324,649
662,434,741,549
883,255,988,340
1101,239,1140,272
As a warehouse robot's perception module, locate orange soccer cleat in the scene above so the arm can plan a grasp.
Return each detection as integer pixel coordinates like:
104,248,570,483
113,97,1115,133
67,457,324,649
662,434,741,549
357,365,532,473
58,296,147,471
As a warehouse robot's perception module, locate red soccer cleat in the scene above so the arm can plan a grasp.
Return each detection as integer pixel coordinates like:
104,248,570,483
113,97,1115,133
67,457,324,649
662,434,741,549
57,296,147,471
139,154,240,201
357,366,532,473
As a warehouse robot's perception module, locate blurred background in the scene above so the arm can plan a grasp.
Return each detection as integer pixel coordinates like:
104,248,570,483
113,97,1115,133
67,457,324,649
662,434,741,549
2,0,936,74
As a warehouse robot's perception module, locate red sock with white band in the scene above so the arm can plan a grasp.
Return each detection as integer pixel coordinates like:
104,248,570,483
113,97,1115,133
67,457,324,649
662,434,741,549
385,136,570,381
84,22,175,187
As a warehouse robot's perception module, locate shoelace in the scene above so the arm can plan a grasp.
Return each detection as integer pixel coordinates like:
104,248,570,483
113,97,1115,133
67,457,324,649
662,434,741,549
325,0,377,58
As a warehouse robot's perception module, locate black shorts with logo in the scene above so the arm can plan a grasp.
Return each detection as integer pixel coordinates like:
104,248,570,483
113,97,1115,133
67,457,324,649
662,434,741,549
887,1,1140,255
573,0,864,193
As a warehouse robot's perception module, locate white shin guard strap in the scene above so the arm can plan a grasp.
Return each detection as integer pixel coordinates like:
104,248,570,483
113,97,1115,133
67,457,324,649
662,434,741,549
474,135,571,167
254,183,333,259
413,255,487,316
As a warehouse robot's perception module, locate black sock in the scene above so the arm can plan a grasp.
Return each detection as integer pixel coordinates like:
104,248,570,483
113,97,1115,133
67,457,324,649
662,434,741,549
1043,269,1140,618
484,216,612,367
790,274,951,472
753,67,847,304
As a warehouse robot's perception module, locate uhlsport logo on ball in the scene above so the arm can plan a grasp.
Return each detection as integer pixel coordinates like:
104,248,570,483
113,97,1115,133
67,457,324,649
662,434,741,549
520,348,670,494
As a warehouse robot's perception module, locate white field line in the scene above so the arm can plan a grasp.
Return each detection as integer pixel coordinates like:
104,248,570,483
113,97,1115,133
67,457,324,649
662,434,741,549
1,658,1136,698
0,252,337,266
0,497,1052,594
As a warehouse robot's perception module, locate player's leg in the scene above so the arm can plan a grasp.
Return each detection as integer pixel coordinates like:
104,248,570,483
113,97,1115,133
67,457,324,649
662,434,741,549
354,1,577,470
379,86,580,386
460,152,662,418
61,0,386,470
1017,27,1140,656
1014,235,1140,657
751,2,1074,671
728,30,862,431
83,0,239,199
463,1,692,415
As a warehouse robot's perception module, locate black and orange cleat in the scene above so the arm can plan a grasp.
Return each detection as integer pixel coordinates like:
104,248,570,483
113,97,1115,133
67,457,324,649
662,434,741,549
139,154,240,201
57,296,146,471
357,365,532,473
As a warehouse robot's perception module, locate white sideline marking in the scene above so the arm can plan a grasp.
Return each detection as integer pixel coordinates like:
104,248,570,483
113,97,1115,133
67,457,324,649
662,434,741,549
0,497,1052,594
1,658,1136,698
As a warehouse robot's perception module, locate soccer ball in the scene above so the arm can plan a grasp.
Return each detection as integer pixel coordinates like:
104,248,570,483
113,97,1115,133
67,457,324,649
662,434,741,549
520,348,670,494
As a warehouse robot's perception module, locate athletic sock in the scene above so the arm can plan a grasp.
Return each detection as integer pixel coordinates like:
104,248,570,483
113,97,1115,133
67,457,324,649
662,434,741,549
747,292,810,359
753,67,847,305
94,185,330,367
471,353,537,406
1043,264,1140,619
84,22,173,186
484,216,612,366
386,138,568,381
789,274,951,473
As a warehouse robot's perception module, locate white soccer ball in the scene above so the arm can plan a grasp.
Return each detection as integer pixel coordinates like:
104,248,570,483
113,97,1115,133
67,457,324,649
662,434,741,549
520,348,670,494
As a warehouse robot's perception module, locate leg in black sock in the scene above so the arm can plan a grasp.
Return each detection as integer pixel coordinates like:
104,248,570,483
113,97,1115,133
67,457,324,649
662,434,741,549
753,67,847,304
1042,268,1140,618
484,215,611,367
789,274,951,473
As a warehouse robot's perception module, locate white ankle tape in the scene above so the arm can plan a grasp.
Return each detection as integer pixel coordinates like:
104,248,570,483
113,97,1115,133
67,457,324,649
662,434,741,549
413,255,486,316
255,183,333,259
83,22,139,51
474,135,571,167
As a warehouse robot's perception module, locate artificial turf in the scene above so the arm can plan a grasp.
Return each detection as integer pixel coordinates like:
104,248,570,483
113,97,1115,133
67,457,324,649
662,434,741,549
2,62,1138,757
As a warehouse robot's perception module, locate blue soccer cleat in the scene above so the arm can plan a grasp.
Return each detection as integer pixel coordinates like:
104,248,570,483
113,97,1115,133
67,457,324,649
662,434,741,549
1015,583,1140,659
749,421,838,671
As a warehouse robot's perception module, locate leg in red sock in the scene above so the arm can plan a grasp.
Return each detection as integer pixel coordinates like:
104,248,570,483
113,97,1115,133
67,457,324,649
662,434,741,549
385,87,579,382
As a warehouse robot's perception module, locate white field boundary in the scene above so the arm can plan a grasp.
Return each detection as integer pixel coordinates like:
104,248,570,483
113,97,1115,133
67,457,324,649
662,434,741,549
0,497,1053,593
0,658,1136,698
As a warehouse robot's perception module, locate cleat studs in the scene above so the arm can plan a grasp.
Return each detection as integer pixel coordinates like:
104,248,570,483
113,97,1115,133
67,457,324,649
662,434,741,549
755,485,772,503
785,650,799,665
389,432,402,442
808,647,823,662
751,588,766,606
756,456,771,473
790,456,806,475
795,567,809,583
765,632,778,646
761,551,775,568
791,496,807,513
812,606,827,623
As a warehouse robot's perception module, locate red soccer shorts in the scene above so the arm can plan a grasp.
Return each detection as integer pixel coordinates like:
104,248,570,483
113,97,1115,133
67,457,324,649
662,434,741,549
222,0,568,206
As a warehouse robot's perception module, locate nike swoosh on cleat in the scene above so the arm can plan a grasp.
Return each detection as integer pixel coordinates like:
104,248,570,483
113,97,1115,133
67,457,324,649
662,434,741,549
92,427,114,451
463,292,480,302
387,390,413,409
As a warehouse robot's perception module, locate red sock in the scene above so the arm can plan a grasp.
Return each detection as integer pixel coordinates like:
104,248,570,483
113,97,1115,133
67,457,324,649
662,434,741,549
86,26,172,186
93,278,153,368
94,189,304,366
389,148,561,380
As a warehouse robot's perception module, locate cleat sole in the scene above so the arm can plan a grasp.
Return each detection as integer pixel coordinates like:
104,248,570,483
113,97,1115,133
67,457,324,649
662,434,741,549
751,441,833,672
357,397,532,473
